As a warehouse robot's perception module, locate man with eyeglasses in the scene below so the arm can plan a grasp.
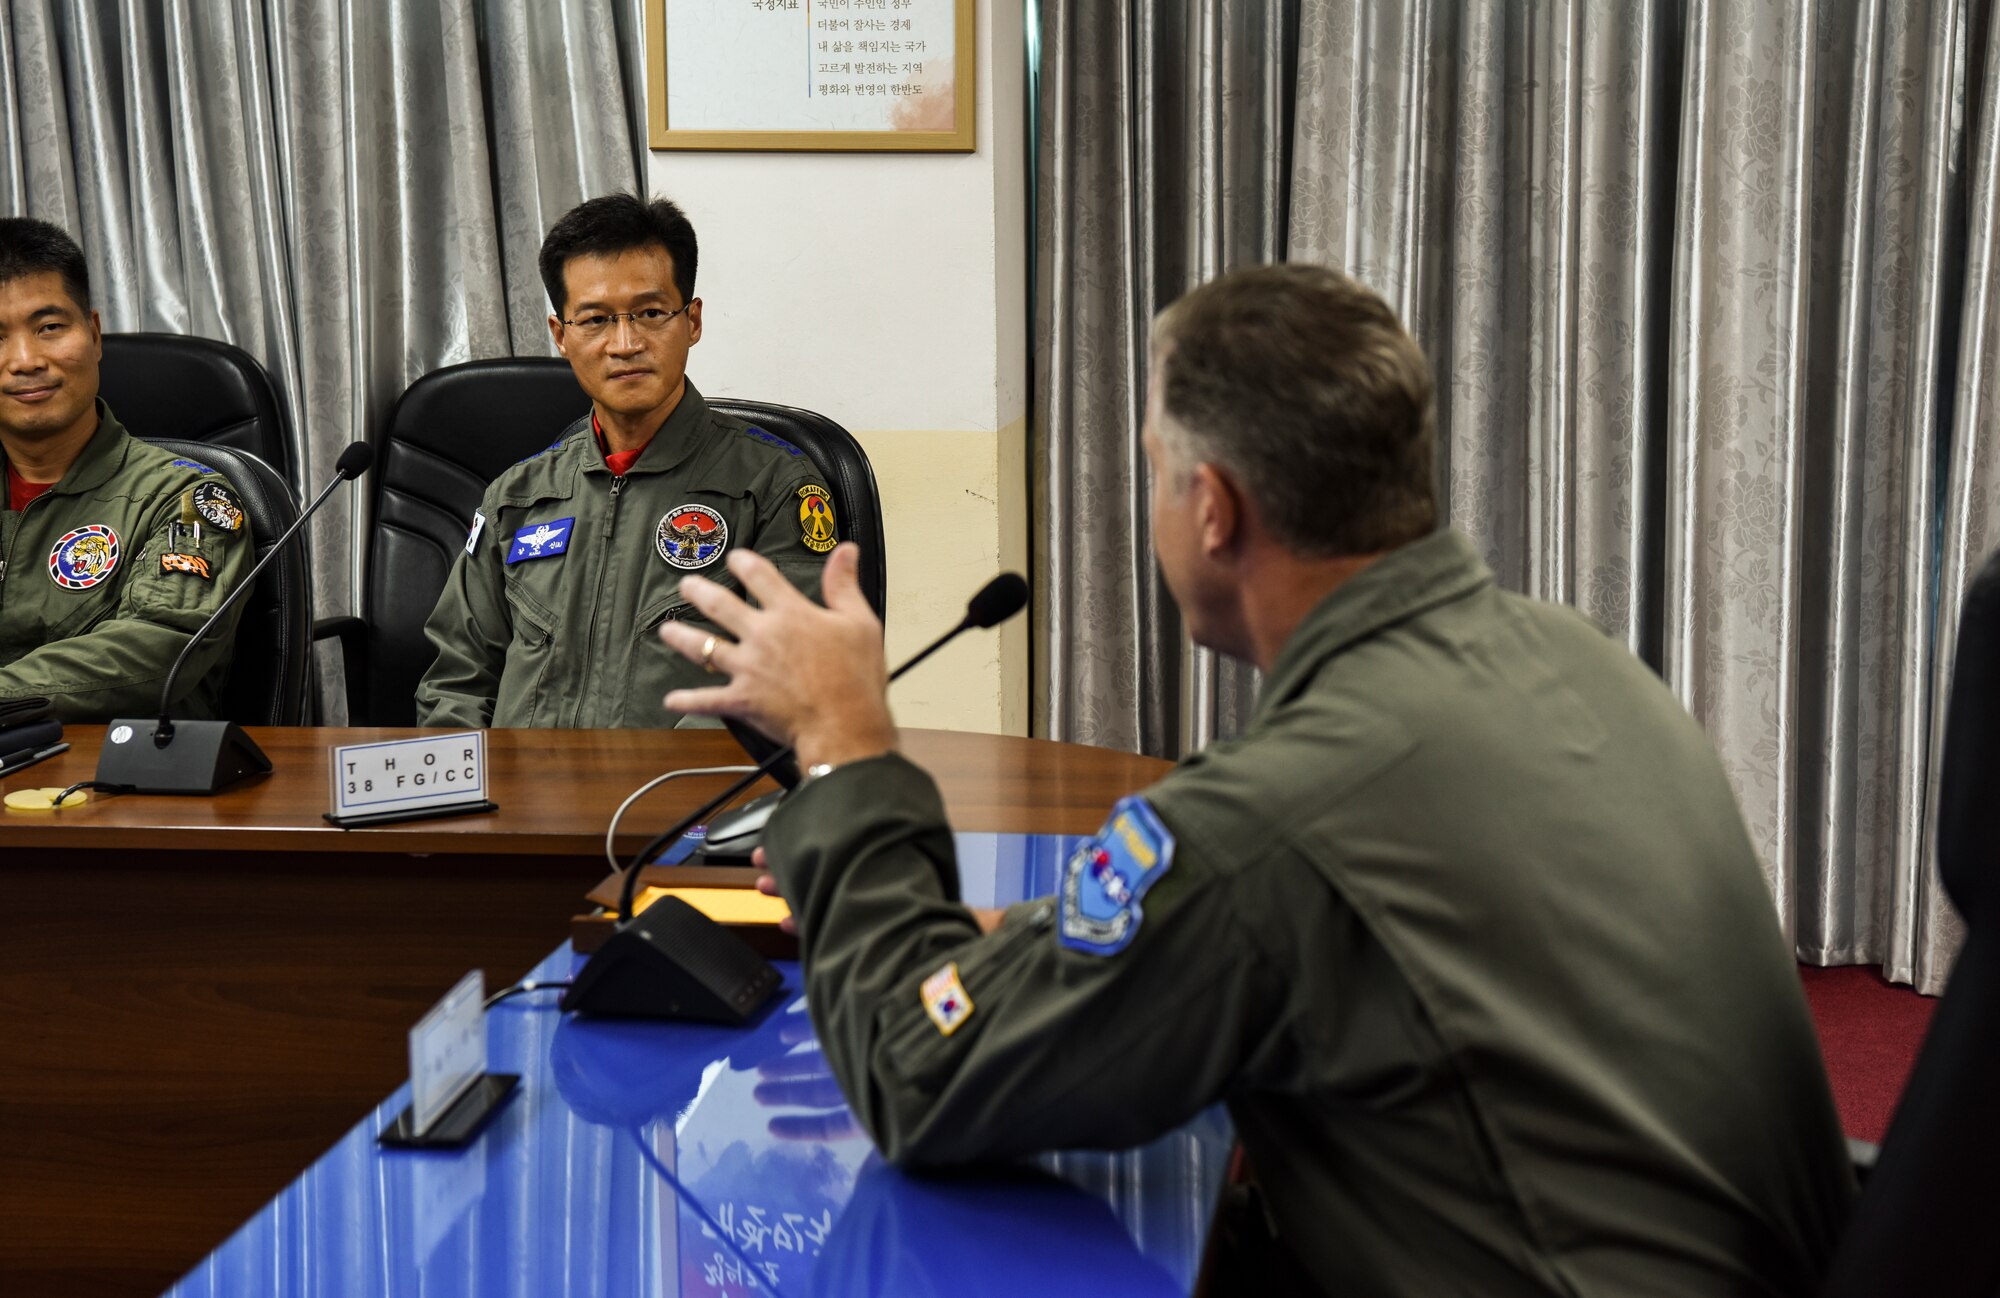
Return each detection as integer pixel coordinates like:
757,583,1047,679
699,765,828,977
416,194,837,728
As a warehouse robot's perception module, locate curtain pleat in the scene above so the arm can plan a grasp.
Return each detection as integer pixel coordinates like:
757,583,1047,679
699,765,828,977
1033,0,1296,757
1039,0,2000,989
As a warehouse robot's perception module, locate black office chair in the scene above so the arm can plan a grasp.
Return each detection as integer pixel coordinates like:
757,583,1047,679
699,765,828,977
102,333,295,480
1820,548,2000,1297
141,440,313,726
318,357,886,726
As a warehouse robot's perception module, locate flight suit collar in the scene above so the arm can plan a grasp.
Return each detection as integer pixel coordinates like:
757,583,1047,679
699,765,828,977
1254,528,1495,720
25,400,131,498
579,380,716,479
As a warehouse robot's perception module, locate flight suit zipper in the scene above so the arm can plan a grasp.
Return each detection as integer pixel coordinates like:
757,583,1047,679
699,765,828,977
577,473,626,725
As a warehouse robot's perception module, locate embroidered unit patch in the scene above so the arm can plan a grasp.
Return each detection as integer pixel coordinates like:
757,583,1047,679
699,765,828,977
466,509,486,556
161,552,213,580
797,484,837,553
191,481,244,533
48,524,121,590
506,517,574,565
1058,796,1176,956
657,504,727,569
169,458,217,475
920,962,974,1036
743,426,803,456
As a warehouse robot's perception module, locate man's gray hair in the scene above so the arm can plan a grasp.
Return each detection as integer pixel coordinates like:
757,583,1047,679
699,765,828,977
1150,264,1436,557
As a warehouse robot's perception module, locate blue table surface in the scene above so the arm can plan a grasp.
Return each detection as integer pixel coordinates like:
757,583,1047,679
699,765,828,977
162,833,1233,1298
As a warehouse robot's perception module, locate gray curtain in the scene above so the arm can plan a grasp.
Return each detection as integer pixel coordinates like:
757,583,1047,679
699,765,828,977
1036,0,2000,993
0,0,646,718
1034,0,1298,758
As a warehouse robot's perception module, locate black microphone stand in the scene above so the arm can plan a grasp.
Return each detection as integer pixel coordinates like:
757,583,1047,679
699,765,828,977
94,445,373,795
563,571,1029,1022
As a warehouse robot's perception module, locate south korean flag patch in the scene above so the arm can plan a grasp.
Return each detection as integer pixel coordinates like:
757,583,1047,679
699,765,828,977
1058,796,1176,956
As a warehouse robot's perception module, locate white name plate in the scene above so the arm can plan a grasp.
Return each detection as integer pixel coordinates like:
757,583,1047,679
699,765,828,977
330,731,487,820
409,969,486,1136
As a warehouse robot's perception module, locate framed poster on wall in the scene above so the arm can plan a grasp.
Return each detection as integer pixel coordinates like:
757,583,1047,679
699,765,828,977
648,0,975,152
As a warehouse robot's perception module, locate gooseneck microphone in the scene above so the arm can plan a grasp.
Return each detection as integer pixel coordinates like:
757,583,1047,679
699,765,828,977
95,441,376,795
563,571,1030,1023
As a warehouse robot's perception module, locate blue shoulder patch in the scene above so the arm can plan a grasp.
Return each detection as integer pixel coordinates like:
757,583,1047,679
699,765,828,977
742,425,803,457
1058,796,1176,956
170,458,218,475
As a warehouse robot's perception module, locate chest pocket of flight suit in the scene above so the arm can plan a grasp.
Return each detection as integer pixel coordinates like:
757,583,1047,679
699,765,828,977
499,586,562,726
877,907,1053,1094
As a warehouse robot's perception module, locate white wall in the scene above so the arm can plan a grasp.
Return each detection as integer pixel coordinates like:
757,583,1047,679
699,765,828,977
646,0,1028,735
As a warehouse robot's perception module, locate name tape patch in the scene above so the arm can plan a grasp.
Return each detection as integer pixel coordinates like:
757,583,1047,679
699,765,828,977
506,516,574,565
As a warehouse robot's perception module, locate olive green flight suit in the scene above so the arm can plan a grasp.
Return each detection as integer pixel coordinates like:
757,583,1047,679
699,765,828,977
764,529,1855,1298
0,403,256,723
416,382,834,729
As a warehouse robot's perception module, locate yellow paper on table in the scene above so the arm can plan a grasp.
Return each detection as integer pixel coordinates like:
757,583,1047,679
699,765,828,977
633,886,791,925
3,787,88,812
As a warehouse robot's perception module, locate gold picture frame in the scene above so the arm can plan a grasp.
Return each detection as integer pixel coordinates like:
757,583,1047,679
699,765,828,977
647,0,976,153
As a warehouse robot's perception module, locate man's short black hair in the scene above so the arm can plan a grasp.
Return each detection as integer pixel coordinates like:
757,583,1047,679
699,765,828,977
0,217,91,314
539,194,697,314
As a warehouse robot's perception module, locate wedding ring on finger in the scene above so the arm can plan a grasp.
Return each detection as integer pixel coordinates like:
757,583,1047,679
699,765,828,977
701,634,721,675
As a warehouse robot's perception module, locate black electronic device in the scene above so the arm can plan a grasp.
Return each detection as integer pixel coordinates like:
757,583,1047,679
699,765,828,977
694,787,787,864
95,442,374,795
563,570,1031,1023
693,718,802,864
560,896,784,1022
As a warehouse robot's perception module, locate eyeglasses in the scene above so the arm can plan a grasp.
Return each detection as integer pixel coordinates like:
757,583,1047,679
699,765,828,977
561,301,695,339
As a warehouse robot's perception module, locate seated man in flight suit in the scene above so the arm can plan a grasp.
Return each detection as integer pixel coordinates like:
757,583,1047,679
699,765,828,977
654,265,1856,1295
0,218,255,723
416,194,837,729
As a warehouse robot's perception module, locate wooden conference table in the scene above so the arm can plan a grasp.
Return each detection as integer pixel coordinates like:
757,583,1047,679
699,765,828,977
0,726,1168,1298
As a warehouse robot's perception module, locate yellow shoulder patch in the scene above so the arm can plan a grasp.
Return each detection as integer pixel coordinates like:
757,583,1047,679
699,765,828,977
798,484,837,554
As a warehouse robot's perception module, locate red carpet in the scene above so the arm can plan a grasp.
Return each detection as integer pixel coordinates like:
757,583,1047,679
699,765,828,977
1798,965,1938,1143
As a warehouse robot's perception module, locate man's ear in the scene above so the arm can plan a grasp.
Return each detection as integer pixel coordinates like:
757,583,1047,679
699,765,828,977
548,314,567,358
1190,462,1244,559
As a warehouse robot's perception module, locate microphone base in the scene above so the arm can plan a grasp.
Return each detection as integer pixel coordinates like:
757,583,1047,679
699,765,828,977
95,719,273,794
562,896,782,1023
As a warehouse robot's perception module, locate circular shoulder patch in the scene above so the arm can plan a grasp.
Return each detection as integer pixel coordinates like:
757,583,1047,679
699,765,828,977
797,483,837,554
191,481,245,533
657,504,728,570
48,523,121,590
